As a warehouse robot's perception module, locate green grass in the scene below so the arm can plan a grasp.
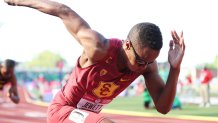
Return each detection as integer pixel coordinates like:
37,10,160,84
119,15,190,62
105,95,218,117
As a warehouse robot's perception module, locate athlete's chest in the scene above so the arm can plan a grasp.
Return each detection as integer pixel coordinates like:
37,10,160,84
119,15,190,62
75,63,139,113
77,58,138,97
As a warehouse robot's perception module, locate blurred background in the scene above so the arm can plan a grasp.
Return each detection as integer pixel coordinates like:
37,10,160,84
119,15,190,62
0,0,218,119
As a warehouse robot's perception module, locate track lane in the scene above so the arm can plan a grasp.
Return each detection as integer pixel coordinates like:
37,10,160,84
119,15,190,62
0,87,217,123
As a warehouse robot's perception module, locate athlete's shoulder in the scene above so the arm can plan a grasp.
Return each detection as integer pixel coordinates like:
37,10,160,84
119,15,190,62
108,38,122,43
108,38,122,49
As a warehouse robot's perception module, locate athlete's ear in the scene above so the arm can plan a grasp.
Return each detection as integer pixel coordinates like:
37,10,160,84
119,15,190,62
125,40,131,50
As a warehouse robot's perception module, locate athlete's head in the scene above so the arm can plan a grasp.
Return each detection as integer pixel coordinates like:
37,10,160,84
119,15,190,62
123,22,163,72
0,59,16,78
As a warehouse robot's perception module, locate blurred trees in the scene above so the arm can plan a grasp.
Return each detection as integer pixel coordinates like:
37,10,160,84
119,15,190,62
25,50,65,68
206,55,218,69
196,54,218,69
215,55,218,68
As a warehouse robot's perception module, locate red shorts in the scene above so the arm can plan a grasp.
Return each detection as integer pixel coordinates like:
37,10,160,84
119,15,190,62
47,92,106,123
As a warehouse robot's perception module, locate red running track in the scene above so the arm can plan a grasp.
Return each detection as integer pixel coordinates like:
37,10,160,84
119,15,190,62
0,88,217,123
1,102,218,123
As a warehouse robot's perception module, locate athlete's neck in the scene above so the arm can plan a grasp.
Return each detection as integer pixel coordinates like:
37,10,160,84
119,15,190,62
117,47,129,73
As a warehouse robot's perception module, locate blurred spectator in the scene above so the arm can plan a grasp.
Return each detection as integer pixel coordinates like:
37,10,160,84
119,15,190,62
172,95,182,110
183,74,194,97
176,79,183,95
134,77,145,95
126,76,144,97
143,88,152,109
199,67,213,108
34,74,49,100
186,74,193,85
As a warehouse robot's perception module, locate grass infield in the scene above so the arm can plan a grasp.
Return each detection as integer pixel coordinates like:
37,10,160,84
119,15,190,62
103,95,218,121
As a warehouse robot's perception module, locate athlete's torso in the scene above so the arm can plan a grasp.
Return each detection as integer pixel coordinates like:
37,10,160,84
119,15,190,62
58,38,141,113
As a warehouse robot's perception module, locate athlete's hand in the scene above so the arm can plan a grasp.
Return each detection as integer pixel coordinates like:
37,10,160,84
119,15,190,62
8,87,20,104
168,30,185,69
9,94,20,104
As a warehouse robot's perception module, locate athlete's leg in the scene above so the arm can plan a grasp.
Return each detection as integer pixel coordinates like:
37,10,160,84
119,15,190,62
99,118,115,123
48,103,112,123
47,91,107,123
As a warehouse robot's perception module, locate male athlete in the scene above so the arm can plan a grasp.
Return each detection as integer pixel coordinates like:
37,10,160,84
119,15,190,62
5,0,185,123
0,59,20,104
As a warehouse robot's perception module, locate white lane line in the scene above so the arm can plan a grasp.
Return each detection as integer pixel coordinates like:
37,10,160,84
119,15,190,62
24,112,47,118
0,118,40,123
0,110,17,116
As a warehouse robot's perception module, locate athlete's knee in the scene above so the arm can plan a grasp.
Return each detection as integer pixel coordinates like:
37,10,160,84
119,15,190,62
100,118,115,123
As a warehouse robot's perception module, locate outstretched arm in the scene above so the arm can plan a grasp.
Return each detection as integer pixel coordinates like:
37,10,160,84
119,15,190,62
143,31,185,114
5,0,109,62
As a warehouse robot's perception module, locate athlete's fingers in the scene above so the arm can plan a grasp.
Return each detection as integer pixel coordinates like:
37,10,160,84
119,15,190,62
169,40,174,50
171,30,179,44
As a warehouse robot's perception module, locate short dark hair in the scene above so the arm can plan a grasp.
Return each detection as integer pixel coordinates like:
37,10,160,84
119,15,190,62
1,59,16,69
128,22,163,50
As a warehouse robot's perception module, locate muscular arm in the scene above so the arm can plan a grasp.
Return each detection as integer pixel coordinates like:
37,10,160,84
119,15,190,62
144,30,184,114
143,63,180,114
5,0,109,62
